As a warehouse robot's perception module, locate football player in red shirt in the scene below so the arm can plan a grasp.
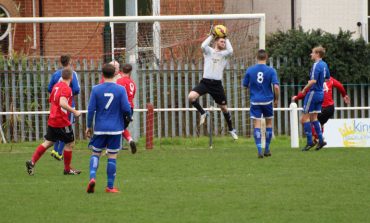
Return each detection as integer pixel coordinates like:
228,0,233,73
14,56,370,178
292,76,350,148
26,68,82,175
116,64,137,154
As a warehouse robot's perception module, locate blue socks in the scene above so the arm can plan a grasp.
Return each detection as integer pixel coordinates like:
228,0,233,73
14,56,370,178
253,128,262,154
89,155,100,180
265,128,273,153
312,120,323,144
304,122,313,145
53,140,65,156
107,158,117,189
89,155,118,189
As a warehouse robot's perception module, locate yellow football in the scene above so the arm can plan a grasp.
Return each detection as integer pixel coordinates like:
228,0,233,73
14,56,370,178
213,25,227,38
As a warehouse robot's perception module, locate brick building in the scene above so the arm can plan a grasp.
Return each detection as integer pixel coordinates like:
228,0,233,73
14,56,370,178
0,0,104,58
0,0,224,60
1,0,368,60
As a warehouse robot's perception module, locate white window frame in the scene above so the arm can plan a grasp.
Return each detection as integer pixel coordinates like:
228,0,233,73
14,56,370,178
0,5,11,41
0,4,12,54
109,0,159,61
364,0,369,42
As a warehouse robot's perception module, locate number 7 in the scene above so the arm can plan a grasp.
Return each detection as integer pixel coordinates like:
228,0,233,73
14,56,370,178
54,87,59,101
104,93,114,109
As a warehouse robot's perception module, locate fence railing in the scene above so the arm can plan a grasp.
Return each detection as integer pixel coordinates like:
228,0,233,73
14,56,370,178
0,58,369,142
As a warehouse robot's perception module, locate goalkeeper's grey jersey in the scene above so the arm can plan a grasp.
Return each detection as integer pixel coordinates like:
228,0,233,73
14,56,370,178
201,35,233,81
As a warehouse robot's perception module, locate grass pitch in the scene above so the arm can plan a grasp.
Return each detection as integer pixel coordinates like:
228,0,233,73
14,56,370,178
0,136,369,223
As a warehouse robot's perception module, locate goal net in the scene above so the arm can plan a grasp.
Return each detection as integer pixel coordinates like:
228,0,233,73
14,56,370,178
0,14,265,145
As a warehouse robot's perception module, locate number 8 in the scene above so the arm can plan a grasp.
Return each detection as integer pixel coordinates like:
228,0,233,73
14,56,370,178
257,72,264,84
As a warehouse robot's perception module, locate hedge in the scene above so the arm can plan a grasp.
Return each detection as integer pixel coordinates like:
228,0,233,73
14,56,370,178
266,27,370,83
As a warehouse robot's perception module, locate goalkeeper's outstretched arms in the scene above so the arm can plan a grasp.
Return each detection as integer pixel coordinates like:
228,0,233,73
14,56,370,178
201,35,213,54
223,38,233,57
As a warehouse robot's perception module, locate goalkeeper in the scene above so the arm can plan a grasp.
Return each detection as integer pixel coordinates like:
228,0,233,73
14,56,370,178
188,25,238,140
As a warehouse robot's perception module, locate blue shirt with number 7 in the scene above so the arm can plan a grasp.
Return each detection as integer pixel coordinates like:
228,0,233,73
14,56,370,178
87,82,131,134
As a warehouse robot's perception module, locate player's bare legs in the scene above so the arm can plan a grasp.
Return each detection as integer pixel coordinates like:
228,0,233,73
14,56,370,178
220,105,238,140
188,91,208,125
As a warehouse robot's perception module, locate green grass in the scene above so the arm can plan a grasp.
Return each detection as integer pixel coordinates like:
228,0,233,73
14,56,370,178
0,136,370,223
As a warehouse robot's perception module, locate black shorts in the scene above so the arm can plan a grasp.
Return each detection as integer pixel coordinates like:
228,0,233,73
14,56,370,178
44,125,75,144
318,105,335,126
192,78,227,105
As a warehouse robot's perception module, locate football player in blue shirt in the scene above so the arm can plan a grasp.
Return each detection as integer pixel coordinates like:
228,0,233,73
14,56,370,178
243,49,280,158
300,46,330,151
48,55,80,161
85,64,132,193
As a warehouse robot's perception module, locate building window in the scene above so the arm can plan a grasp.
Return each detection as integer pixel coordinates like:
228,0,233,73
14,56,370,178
113,0,126,50
0,5,11,55
112,0,153,56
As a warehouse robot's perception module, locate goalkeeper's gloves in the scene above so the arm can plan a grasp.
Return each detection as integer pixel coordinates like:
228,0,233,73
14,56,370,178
208,24,215,37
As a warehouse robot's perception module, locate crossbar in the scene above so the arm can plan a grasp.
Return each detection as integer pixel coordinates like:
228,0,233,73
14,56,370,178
0,14,265,23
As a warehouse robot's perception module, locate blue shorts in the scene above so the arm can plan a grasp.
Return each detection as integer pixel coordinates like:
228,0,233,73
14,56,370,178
88,134,122,154
303,91,324,114
250,102,273,119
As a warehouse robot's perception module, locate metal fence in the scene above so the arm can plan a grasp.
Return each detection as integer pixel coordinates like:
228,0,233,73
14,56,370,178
0,58,369,142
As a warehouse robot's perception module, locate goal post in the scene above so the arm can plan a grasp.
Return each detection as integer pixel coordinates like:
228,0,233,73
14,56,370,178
0,13,266,49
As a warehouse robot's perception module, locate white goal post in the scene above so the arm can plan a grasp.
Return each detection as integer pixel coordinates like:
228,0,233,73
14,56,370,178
0,14,266,49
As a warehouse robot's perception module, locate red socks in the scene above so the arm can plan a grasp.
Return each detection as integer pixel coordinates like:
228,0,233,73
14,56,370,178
311,124,318,140
32,145,47,164
63,150,72,171
122,130,133,142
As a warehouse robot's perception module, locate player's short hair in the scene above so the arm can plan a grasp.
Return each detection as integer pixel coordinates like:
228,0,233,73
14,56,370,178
257,49,268,61
62,68,73,80
313,46,326,58
102,64,116,79
60,55,71,67
215,37,225,42
122,64,132,74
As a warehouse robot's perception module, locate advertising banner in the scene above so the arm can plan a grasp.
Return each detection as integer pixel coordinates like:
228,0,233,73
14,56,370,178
323,118,370,147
